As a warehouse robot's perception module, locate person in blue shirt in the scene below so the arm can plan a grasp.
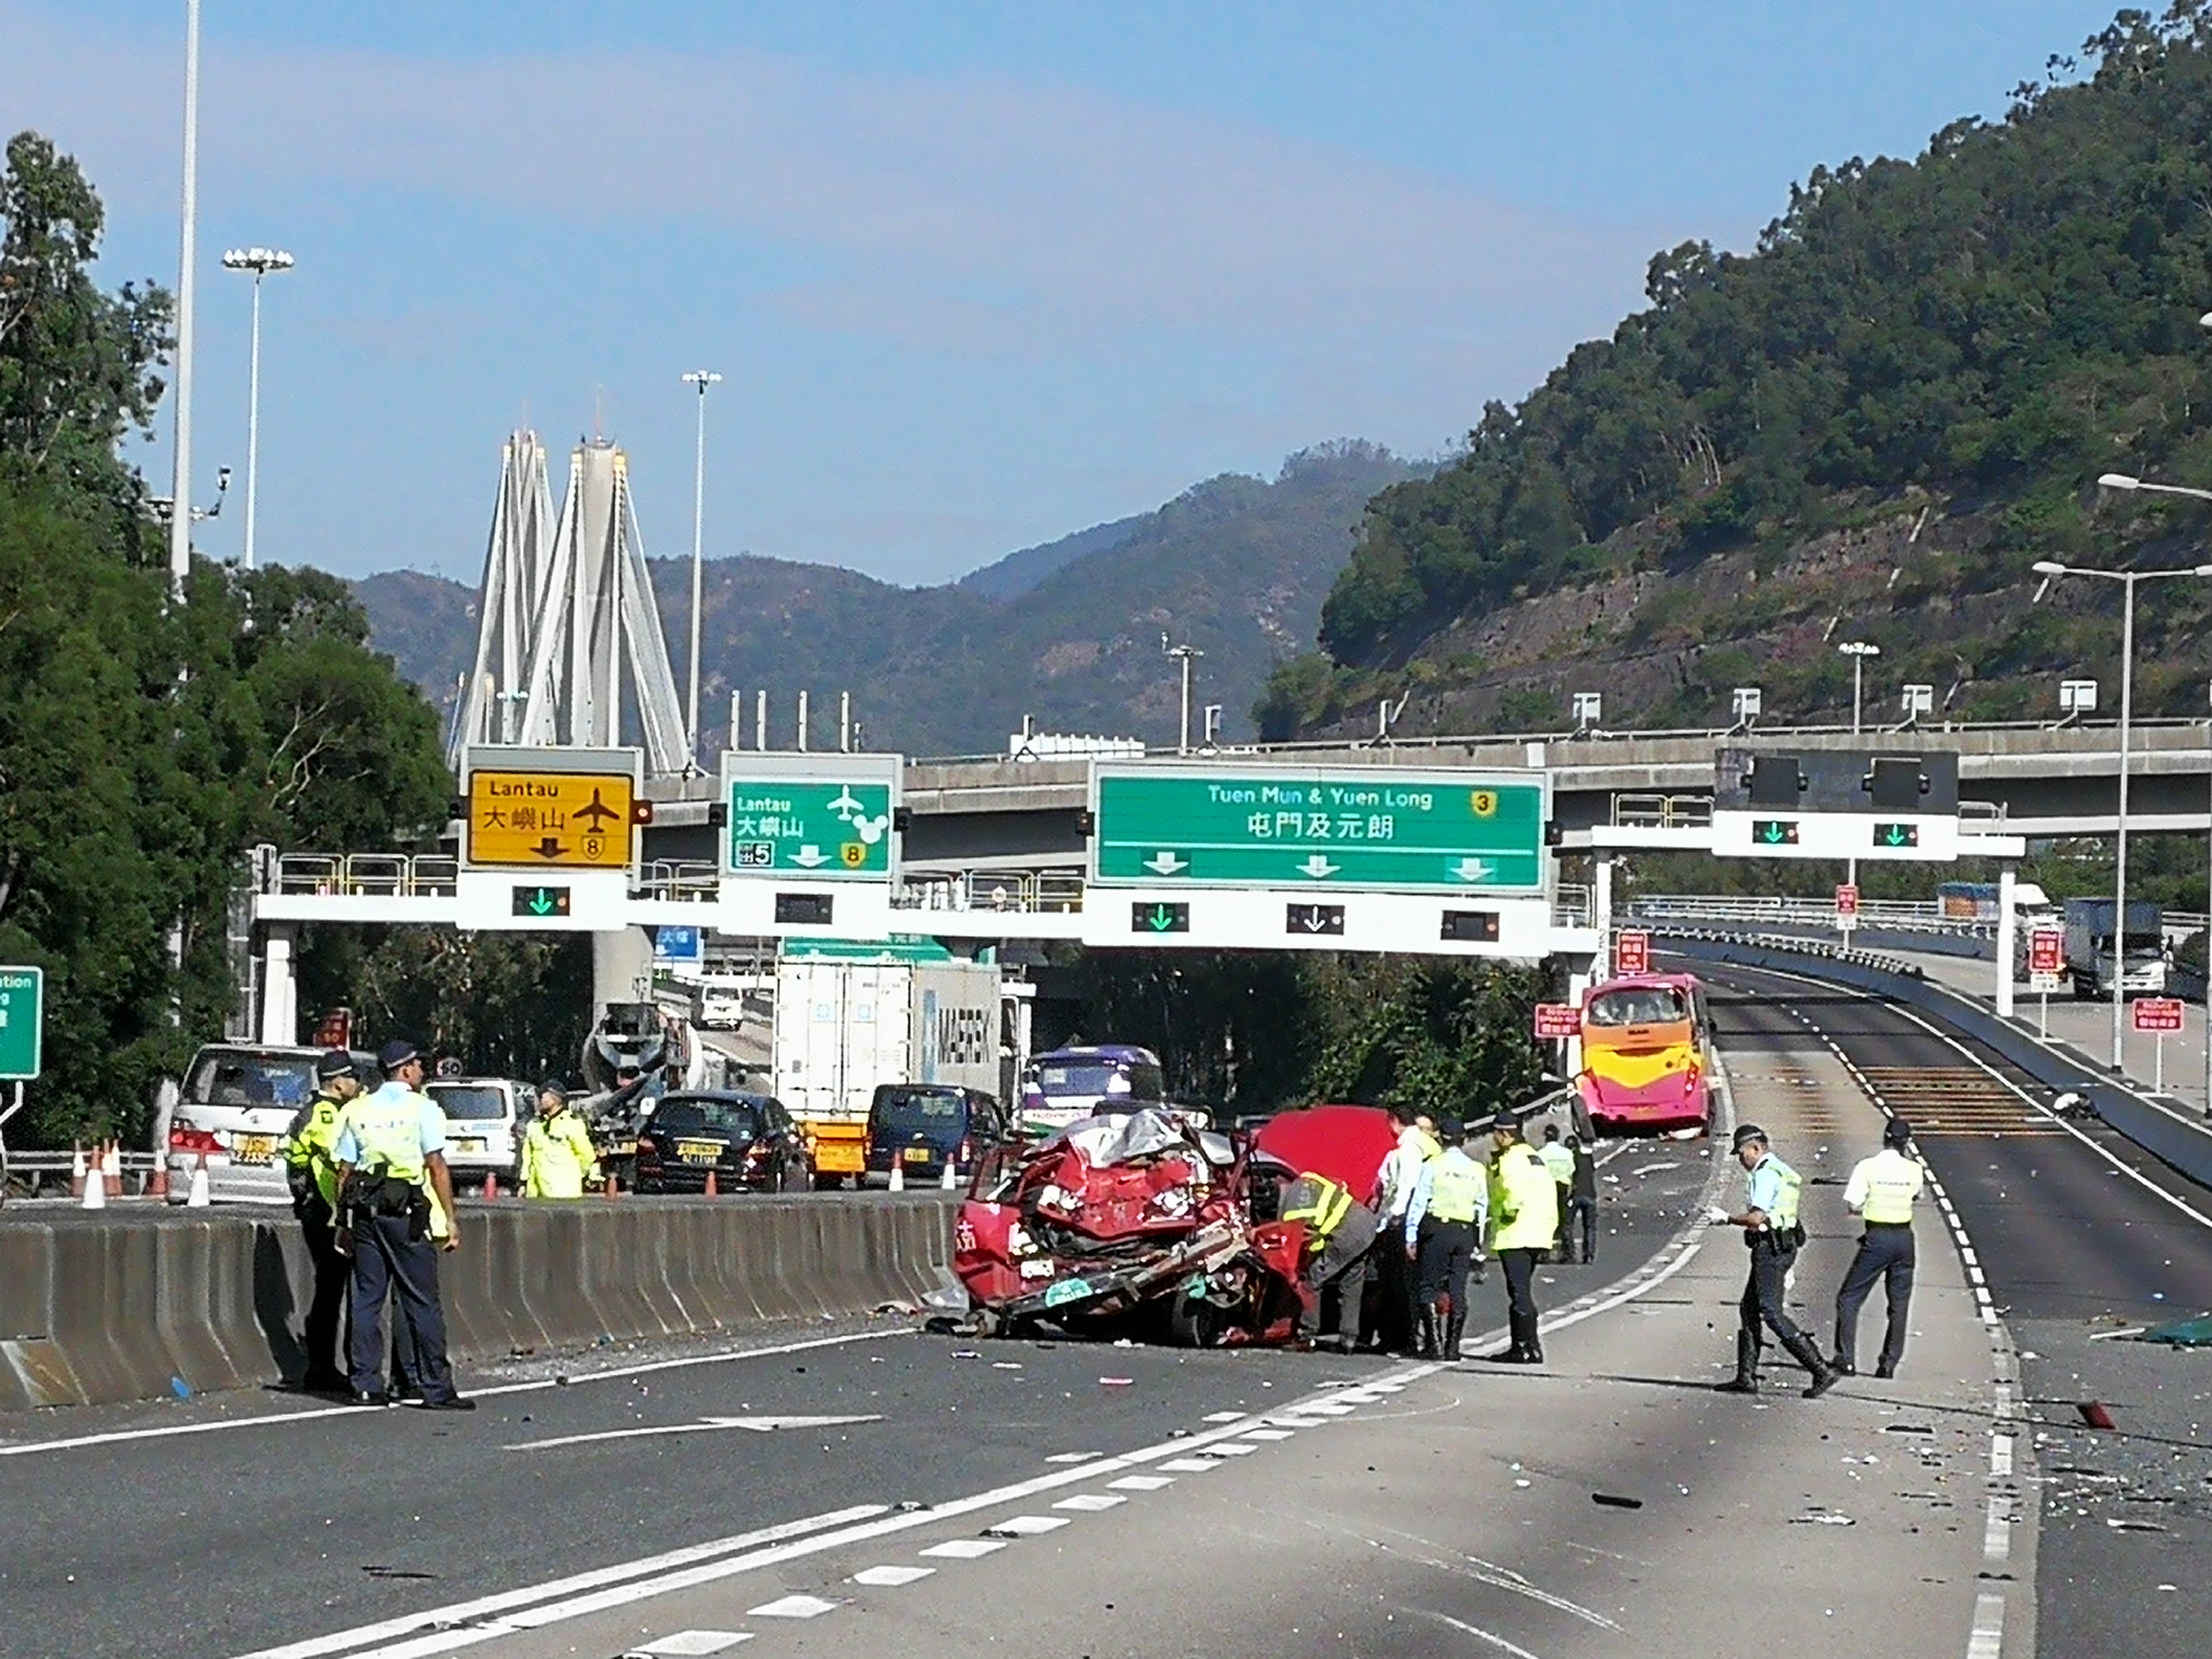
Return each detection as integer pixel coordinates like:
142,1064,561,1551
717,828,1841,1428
1403,1122,1490,1360
1705,1122,1840,1399
332,1039,473,1411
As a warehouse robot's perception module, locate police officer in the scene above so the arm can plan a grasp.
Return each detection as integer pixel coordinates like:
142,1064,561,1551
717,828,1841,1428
1537,1124,1575,1261
1281,1170,1381,1351
520,1080,600,1199
1706,1123,1840,1398
1564,1133,1599,1265
280,1050,359,1394
1831,1118,1927,1377
1483,1111,1559,1364
333,1039,473,1410
1403,1120,1488,1361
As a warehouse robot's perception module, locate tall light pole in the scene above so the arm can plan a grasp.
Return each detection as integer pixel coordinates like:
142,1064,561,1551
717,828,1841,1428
681,370,722,773
1164,638,1204,755
1837,640,1880,733
2038,532,2212,1069
221,249,293,571
168,0,203,604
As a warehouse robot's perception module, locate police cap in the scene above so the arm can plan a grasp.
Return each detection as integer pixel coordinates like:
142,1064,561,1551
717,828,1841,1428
539,1078,569,1099
1883,1118,1912,1148
1731,1122,1768,1152
314,1049,357,1080
377,1038,420,1074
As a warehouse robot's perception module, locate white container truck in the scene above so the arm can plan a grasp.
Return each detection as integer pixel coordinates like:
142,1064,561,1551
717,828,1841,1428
772,953,1003,1187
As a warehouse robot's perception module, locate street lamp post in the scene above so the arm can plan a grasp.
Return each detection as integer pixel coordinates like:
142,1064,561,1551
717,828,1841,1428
681,370,722,773
168,0,203,604
2038,527,2212,1070
221,248,293,571
1164,639,1204,755
1837,640,1880,734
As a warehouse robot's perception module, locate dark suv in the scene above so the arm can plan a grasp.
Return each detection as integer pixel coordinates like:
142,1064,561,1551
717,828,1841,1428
864,1084,1006,1187
634,1092,813,1194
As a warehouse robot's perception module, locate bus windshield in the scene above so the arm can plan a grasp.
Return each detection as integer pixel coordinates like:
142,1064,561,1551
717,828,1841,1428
1585,987,1689,1029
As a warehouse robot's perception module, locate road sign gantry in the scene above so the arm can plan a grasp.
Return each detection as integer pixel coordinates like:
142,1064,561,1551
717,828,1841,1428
1090,764,1549,894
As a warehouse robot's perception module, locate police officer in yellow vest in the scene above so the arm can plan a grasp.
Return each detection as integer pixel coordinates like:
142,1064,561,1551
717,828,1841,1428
520,1080,600,1199
1830,1118,1927,1378
280,1050,359,1394
1403,1120,1490,1361
333,1039,473,1410
1706,1123,1840,1398
1281,1170,1381,1350
1482,1110,1560,1364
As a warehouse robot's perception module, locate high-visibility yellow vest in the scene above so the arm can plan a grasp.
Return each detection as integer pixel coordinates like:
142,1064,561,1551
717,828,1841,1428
1282,1174,1355,1241
1762,1155,1804,1231
282,1093,344,1209
336,1087,450,1239
1851,1148,1923,1225
522,1112,599,1199
1487,1144,1560,1253
1426,1153,1485,1225
1537,1141,1574,1184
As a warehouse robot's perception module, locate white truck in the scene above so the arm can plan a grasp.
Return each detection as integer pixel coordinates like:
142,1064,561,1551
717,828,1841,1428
770,952,1004,1188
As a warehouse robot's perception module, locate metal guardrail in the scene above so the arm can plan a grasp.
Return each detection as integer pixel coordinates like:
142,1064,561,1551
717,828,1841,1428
894,869,1086,914
634,860,719,902
272,853,458,896
1614,794,1713,828
1626,895,1985,935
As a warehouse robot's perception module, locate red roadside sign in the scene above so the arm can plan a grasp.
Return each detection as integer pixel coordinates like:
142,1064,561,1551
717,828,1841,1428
2132,997,2186,1034
1836,884,1860,918
2028,928,2064,978
1614,930,1651,976
1533,1003,1583,1041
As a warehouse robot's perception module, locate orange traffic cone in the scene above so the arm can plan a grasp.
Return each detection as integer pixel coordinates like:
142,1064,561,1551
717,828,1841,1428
149,1158,169,1201
70,1143,86,1199
704,1168,719,1197
482,1170,499,1200
105,1141,123,1200
603,1173,619,1199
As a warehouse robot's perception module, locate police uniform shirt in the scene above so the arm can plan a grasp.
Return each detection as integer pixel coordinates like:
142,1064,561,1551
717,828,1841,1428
333,1080,448,1171
1743,1151,1798,1227
1844,1147,1924,1224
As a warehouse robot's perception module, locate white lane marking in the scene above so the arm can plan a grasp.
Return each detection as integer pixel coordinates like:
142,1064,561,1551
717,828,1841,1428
1044,1452,1102,1463
1420,1608,1545,1659
1052,1493,1127,1512
235,1376,1419,1659
1538,1237,1704,1338
1199,1441,1256,1455
1991,1435,2014,1478
226,1507,884,1659
918,1539,1005,1560
1266,1415,1328,1428
1984,1496,2011,1563
1967,1592,2005,1659
1158,1457,1225,1472
745,1595,838,1619
982,1515,1070,1537
0,1330,906,1462
1200,1411,1246,1423
1239,1428,1296,1442
510,1414,882,1452
1302,1402,1360,1416
850,1566,933,1587
625,1634,751,1656
1108,1474,1175,1492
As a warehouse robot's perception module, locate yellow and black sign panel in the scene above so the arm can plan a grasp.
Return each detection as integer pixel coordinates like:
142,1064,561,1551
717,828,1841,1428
467,770,636,869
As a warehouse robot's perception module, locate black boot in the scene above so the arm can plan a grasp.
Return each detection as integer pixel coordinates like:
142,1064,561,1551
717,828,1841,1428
1519,1310,1544,1366
1784,1330,1841,1398
1415,1305,1439,1360
1716,1331,1760,1395
1443,1311,1466,1363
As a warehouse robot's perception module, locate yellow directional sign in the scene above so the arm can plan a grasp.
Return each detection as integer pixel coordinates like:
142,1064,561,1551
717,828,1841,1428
467,770,636,869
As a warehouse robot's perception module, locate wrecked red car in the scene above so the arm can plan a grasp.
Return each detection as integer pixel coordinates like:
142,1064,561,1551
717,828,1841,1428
952,1104,1394,1346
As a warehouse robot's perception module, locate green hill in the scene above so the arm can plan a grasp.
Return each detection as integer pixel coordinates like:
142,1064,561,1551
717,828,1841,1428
1264,7,2212,743
361,440,1422,756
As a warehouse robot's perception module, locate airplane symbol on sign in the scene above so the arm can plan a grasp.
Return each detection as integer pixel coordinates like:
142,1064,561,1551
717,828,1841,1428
573,788,622,831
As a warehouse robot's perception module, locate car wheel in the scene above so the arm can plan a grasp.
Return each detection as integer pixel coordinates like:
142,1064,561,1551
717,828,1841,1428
1169,1294,1229,1349
812,1171,841,1191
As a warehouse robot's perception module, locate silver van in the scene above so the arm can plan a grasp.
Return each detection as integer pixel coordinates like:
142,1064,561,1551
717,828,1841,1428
164,1044,375,1205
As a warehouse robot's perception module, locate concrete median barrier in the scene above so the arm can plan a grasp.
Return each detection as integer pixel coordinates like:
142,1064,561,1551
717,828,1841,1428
0,1193,958,1412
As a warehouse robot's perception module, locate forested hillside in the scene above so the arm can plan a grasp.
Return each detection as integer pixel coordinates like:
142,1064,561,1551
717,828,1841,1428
362,441,1420,756
1264,6,2212,740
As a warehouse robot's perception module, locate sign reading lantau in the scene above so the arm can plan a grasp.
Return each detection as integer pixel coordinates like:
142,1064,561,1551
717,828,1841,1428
721,752,902,881
1091,765,1548,893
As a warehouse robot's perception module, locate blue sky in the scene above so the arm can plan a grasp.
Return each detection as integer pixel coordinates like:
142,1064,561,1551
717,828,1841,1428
2,1,2122,585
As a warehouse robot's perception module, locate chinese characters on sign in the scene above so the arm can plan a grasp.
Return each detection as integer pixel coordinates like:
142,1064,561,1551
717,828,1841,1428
467,770,637,870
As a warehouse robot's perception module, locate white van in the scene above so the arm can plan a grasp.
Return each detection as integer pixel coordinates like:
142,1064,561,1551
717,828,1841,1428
165,1044,375,1205
424,1077,530,1191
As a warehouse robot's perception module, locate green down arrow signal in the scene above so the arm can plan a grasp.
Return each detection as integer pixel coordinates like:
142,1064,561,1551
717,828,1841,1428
528,889,556,915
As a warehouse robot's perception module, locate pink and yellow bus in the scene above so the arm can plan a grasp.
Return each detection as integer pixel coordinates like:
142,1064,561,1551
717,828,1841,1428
1576,973,1710,1137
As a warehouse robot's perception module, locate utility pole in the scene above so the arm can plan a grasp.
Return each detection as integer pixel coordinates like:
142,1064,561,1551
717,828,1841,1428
222,248,293,570
1164,637,1204,756
681,370,721,773
168,0,203,604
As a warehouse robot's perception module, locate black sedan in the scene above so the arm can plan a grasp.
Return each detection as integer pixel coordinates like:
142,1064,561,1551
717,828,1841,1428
633,1092,813,1195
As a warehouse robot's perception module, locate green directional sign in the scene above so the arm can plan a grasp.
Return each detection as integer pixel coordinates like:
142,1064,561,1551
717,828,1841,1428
0,966,45,1081
721,755,900,881
510,885,571,918
1874,822,1920,848
1753,819,1801,846
1132,901,1191,934
1092,766,1547,893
